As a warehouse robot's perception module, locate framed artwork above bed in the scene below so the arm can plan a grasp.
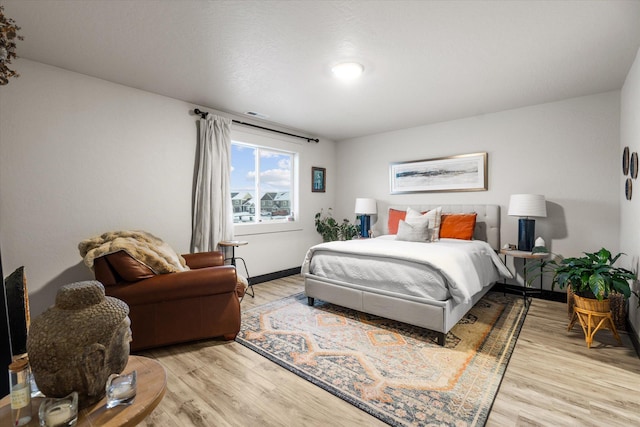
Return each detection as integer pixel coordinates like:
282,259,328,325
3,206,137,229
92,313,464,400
389,152,487,194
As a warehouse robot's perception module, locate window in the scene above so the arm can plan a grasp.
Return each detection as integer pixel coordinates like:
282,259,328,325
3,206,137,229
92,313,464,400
230,142,297,224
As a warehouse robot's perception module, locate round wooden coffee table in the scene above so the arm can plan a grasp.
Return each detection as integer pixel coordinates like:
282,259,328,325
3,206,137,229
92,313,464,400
0,355,166,426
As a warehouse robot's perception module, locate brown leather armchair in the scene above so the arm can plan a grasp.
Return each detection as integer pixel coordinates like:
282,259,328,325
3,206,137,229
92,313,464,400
93,250,241,351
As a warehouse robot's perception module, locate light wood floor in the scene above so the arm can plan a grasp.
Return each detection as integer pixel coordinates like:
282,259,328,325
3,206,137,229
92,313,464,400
138,275,640,427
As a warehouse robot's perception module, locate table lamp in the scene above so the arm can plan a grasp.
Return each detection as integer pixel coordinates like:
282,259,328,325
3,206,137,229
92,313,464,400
354,198,377,238
508,194,547,251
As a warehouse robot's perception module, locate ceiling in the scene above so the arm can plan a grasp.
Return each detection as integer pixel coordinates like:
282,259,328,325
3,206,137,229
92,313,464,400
3,0,640,141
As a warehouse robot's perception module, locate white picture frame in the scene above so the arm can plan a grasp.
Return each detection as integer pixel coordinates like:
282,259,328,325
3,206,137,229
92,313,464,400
389,152,488,194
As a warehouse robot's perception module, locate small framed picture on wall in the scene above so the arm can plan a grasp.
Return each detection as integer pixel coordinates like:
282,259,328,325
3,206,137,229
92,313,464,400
312,167,326,192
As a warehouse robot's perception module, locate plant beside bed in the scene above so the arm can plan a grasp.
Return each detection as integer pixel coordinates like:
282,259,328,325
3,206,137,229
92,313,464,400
527,247,636,301
527,247,637,347
314,208,360,241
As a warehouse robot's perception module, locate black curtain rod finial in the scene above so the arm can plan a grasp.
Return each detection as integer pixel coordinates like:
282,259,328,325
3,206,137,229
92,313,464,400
193,108,208,119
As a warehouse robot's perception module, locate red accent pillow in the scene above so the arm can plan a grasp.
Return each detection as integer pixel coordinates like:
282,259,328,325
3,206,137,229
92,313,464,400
439,213,477,240
388,209,407,235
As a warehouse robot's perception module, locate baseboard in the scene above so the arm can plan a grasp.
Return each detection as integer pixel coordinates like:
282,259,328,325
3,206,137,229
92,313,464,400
250,267,301,285
627,319,640,359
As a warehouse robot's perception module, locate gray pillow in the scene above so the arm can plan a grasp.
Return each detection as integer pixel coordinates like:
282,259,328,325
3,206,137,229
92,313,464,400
406,206,442,242
395,219,430,242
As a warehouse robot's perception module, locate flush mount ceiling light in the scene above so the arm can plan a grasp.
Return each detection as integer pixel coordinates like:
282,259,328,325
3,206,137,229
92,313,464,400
331,62,364,81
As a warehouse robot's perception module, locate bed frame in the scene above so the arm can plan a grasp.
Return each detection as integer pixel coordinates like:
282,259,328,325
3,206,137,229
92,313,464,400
304,204,501,346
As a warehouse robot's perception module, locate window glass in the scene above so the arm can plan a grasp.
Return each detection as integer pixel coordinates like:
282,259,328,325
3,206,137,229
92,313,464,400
231,142,295,224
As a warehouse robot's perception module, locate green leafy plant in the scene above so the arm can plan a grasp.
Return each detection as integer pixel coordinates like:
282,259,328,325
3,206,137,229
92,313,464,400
314,208,360,242
339,221,359,241
527,247,636,301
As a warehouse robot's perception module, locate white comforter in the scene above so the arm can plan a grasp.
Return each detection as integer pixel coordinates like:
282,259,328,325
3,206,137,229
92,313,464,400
302,236,512,304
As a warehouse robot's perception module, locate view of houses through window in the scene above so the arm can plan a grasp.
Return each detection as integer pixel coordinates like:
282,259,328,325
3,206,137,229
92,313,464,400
230,141,296,223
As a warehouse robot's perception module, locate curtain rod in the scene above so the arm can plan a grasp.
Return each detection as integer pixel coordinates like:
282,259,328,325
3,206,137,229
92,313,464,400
193,109,319,143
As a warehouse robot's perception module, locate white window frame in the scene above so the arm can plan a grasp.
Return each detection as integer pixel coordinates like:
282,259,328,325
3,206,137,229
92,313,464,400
230,130,301,236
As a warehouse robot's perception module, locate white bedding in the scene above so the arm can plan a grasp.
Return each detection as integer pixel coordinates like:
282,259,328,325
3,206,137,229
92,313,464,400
302,236,512,304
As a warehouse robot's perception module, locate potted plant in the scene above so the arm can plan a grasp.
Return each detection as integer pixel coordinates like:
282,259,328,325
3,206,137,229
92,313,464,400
314,209,360,242
529,247,635,300
528,247,636,346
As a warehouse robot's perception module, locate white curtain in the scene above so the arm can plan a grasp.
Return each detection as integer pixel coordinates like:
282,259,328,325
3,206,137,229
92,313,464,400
191,114,234,252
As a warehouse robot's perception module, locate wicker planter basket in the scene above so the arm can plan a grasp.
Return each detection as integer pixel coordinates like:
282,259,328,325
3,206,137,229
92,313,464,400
567,287,626,331
608,293,627,331
567,286,574,319
573,293,610,312
569,293,622,348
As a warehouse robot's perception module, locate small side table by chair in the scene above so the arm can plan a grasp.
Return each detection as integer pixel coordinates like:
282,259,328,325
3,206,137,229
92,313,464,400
219,240,254,299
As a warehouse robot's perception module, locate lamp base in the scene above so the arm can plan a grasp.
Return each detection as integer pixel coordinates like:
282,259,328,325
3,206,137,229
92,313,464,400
517,218,535,251
360,215,371,238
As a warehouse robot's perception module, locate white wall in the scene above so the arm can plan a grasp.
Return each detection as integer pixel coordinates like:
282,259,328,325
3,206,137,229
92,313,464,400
0,59,335,316
621,47,640,342
336,92,621,289
0,58,624,318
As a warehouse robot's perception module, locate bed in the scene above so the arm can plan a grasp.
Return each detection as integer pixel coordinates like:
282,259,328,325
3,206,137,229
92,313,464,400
302,204,511,345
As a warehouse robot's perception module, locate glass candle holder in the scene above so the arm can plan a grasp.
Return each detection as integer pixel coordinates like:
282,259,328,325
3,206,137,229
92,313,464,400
28,362,44,398
38,391,78,427
105,370,137,409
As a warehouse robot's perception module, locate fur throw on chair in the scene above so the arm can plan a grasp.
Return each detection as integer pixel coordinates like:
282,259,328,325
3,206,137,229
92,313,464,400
79,230,189,274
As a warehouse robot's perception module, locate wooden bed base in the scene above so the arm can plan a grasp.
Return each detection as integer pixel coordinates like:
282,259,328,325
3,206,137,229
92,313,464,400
304,204,501,346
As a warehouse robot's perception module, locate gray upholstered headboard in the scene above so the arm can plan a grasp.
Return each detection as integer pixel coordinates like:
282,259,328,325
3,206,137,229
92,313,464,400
382,204,501,251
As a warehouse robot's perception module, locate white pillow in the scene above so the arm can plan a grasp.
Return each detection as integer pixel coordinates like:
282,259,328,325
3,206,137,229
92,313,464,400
405,207,430,227
406,206,442,242
395,220,430,242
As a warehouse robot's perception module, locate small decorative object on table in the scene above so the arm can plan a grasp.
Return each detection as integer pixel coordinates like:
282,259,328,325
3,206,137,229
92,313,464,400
27,281,131,408
39,391,78,427
8,358,32,426
106,370,137,408
533,237,546,249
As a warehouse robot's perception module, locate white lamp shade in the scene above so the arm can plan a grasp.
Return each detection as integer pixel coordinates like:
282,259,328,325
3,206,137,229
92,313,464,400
354,198,377,215
508,194,547,218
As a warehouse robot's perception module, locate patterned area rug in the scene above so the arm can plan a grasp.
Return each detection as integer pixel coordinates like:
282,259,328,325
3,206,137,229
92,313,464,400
237,291,527,426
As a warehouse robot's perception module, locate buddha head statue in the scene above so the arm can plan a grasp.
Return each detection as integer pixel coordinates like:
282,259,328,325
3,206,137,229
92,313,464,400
27,281,131,408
